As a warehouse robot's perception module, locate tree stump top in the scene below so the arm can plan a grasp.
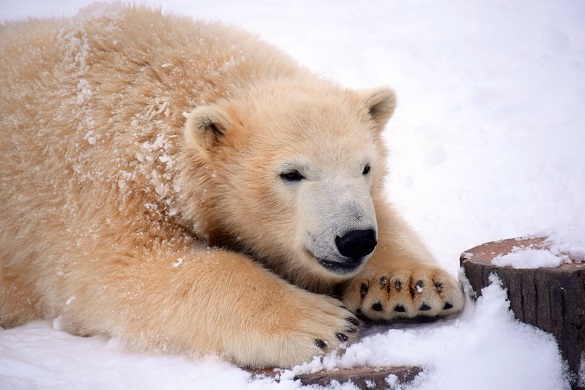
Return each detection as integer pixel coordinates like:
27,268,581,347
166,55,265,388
462,236,584,271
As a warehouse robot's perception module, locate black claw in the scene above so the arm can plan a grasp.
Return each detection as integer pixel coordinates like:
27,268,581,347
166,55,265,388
379,276,388,288
360,283,369,298
371,302,383,312
355,308,362,314
394,305,406,312
336,333,349,342
443,302,454,310
395,279,402,292
346,326,358,333
314,339,328,349
419,303,431,311
346,317,360,327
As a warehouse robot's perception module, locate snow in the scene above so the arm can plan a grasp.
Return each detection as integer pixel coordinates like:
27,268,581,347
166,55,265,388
544,226,585,263
493,248,563,269
1,0,584,389
0,275,570,389
493,225,585,269
287,274,568,390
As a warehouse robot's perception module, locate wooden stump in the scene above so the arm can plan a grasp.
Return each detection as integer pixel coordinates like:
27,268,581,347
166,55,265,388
249,365,422,389
461,237,585,389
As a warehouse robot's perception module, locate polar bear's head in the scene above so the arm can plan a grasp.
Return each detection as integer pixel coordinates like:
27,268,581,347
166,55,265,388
182,82,396,289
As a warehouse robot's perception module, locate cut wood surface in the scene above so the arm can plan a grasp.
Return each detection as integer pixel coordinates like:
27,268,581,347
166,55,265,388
249,365,422,389
461,237,585,389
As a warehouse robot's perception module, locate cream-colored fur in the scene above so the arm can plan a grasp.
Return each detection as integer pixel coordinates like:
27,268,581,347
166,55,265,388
0,5,464,368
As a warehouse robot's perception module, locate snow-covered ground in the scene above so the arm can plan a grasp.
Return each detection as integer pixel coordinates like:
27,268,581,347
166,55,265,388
1,1,584,389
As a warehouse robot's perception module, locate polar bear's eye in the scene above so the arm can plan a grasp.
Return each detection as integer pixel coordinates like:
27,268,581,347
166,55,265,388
362,164,371,175
280,170,305,182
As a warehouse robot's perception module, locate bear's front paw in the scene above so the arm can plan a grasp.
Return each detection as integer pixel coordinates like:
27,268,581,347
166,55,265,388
244,292,360,368
343,265,465,321
280,295,360,365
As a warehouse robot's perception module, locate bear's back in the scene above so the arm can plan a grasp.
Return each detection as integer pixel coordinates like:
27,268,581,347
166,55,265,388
0,5,306,270
0,4,301,139
0,4,303,208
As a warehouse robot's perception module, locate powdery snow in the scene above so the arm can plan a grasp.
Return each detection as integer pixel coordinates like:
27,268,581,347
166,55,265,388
494,225,585,269
0,276,570,390
1,1,584,389
544,226,585,263
288,274,569,390
493,248,563,269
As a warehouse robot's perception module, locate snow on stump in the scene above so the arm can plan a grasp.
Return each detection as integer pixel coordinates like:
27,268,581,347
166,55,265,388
249,366,422,389
461,237,585,389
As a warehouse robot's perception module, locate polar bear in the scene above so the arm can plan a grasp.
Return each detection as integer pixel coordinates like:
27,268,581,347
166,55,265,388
0,5,464,368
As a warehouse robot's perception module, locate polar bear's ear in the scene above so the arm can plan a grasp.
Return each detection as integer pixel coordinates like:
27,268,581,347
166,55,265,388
184,105,233,152
360,87,397,132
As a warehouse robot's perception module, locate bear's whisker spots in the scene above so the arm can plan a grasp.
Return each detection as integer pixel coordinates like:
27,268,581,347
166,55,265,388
371,302,383,312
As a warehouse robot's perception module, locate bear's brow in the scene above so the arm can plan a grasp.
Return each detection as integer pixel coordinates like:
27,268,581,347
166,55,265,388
280,161,309,172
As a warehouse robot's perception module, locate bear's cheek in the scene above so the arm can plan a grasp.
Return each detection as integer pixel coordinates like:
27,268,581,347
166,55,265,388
233,177,298,238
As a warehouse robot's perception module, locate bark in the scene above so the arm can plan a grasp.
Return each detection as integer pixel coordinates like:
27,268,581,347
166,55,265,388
249,365,422,389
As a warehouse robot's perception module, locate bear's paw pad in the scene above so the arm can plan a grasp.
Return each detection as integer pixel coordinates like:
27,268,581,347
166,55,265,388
345,267,464,321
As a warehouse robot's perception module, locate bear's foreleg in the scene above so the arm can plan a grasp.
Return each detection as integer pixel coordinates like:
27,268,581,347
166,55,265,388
59,247,358,368
342,200,465,321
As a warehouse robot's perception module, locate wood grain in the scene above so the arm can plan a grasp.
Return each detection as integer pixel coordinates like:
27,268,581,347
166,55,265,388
249,365,423,389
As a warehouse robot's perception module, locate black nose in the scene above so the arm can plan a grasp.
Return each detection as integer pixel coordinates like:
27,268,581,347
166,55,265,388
335,229,377,262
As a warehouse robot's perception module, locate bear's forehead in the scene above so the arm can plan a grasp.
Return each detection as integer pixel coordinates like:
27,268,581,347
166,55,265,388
247,124,379,174
234,85,381,167
250,112,374,153
245,84,364,123
248,95,368,138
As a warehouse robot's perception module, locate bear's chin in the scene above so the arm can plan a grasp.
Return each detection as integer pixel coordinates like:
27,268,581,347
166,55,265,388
315,257,363,276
